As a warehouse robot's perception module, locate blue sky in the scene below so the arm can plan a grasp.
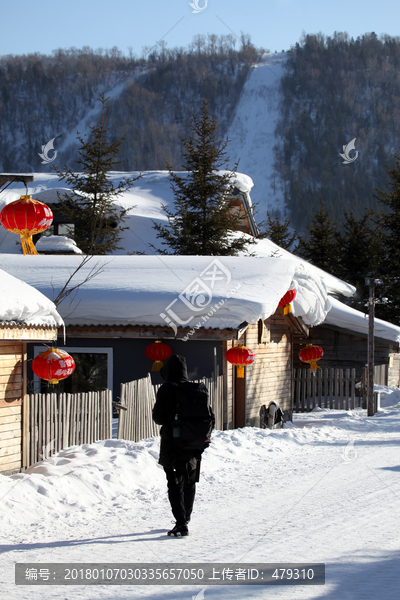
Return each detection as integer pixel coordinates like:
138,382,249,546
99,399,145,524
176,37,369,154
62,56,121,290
1,0,399,58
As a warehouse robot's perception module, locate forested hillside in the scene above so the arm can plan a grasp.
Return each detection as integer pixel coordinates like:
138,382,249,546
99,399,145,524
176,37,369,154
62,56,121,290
2,31,400,236
0,34,256,173
275,32,400,230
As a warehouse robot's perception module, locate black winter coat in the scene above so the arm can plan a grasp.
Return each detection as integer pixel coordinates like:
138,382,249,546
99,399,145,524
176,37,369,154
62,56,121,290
152,355,207,468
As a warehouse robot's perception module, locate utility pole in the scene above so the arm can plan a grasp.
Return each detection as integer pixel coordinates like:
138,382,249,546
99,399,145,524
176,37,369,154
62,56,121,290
365,276,375,416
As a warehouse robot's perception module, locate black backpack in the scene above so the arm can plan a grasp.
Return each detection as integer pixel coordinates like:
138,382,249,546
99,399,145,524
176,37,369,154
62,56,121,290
171,382,215,451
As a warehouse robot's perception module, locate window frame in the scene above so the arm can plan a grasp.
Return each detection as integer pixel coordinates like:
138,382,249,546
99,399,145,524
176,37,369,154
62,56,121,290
32,346,113,394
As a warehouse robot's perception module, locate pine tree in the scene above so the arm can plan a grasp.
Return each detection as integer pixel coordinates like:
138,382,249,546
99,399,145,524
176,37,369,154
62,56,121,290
152,99,257,255
337,210,384,311
264,211,298,252
53,94,140,255
374,152,400,324
297,200,341,275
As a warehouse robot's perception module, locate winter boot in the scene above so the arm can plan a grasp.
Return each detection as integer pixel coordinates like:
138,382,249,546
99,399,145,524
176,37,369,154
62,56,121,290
167,522,189,537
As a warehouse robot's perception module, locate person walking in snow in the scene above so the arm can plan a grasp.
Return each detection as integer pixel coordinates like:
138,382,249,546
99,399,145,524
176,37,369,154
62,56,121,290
152,355,214,537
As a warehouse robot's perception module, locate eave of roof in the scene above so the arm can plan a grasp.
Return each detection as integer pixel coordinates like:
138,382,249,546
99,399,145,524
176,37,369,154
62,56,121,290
0,322,58,341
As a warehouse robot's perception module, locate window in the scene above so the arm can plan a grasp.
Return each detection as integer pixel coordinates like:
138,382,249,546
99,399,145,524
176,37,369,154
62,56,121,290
41,223,75,237
33,347,113,394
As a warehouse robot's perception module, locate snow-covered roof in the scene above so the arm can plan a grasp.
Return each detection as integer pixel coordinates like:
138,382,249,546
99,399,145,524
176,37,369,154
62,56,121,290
2,171,398,343
0,268,63,328
0,171,255,257
324,297,400,344
0,171,355,297
245,235,355,298
0,255,331,330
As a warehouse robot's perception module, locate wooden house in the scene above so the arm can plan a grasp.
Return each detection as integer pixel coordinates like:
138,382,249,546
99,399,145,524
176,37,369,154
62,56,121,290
0,263,62,475
0,255,328,433
293,298,400,385
229,309,308,428
58,305,306,430
0,322,58,475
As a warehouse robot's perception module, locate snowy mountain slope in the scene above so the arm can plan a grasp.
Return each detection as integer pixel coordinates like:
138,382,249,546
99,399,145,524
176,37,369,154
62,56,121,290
226,53,287,221
56,68,148,157
0,400,399,599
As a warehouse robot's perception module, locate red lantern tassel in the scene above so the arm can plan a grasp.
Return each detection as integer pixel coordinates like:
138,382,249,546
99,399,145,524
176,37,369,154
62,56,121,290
152,360,163,372
20,234,38,255
309,361,321,374
283,304,292,315
237,366,245,378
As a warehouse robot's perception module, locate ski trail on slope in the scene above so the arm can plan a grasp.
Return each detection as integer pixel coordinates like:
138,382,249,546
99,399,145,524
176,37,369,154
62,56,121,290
227,52,287,221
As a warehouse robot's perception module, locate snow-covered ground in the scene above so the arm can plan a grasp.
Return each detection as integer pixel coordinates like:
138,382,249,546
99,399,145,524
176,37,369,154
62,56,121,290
1,391,399,599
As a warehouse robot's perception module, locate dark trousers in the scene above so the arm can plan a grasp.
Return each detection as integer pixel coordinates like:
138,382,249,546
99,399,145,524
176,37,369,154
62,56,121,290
164,458,199,525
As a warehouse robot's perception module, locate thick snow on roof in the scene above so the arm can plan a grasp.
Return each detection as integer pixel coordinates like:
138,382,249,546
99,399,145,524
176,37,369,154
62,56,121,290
0,172,355,299
0,171,255,257
244,234,356,298
0,268,63,327
0,255,331,330
36,235,83,254
325,297,400,344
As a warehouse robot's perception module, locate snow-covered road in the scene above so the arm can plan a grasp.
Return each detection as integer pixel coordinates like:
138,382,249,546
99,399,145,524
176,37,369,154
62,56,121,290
1,395,399,600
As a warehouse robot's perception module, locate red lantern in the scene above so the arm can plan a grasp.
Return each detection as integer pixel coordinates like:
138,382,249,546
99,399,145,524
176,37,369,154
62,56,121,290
145,340,172,371
299,344,324,373
226,344,255,378
278,289,296,315
32,348,75,385
0,195,53,255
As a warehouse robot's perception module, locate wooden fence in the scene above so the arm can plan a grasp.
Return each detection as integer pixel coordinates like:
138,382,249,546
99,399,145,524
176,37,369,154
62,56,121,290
361,364,388,386
199,370,224,431
118,375,159,442
357,364,389,407
26,390,112,467
293,368,360,412
117,372,224,442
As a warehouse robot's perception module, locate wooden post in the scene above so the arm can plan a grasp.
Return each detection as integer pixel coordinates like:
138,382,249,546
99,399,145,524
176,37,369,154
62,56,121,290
21,343,29,469
367,281,375,417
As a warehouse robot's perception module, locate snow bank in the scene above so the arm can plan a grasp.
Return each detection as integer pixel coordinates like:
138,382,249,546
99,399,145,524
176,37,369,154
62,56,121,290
1,399,399,600
374,385,400,407
0,268,63,327
0,254,331,330
2,399,399,527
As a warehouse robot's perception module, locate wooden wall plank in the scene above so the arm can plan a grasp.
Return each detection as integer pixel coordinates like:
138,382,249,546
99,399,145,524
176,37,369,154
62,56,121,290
0,454,21,468
0,443,22,458
1,430,22,442
0,458,21,471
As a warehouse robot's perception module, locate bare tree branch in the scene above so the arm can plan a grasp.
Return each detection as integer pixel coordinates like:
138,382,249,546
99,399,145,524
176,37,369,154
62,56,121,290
52,255,109,307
